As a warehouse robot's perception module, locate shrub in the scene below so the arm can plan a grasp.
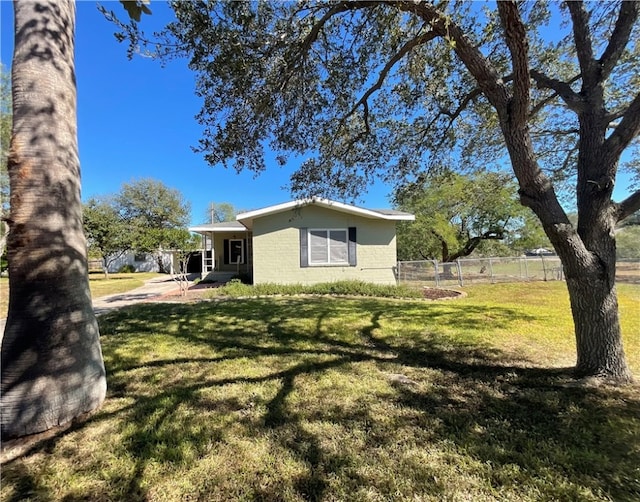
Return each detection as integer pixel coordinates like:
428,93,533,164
117,264,136,273
214,280,423,299
230,272,252,284
220,278,254,296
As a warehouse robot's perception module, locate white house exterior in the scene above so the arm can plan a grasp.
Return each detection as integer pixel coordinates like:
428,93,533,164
100,250,177,274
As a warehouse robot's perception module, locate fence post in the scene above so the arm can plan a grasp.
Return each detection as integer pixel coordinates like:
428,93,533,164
434,260,440,287
456,259,464,287
541,255,548,281
488,258,494,284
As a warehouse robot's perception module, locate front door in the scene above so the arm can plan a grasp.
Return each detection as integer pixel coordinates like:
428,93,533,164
229,239,244,264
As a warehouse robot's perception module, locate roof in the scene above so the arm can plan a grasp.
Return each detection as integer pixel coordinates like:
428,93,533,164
236,197,414,230
189,220,248,233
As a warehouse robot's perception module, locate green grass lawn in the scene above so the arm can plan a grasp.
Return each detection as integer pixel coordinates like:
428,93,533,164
1,282,638,501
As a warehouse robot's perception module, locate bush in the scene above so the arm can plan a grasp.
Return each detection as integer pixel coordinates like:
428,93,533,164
214,280,423,299
117,264,136,273
219,278,254,296
230,272,252,284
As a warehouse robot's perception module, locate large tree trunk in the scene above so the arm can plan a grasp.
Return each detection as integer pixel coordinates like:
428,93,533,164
551,189,630,380
554,218,631,381
566,273,629,380
567,107,632,380
486,3,633,382
502,139,632,382
1,0,107,439
503,127,632,382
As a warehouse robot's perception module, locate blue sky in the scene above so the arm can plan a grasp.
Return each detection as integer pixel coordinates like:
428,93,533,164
1,1,635,226
1,1,393,225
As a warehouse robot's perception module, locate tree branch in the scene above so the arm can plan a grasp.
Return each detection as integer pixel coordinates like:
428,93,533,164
598,1,639,81
441,87,487,120
392,1,510,112
530,69,584,112
529,74,581,117
566,1,597,88
604,106,630,127
449,229,505,262
496,1,530,125
615,189,640,223
340,30,438,133
297,3,369,58
603,92,640,162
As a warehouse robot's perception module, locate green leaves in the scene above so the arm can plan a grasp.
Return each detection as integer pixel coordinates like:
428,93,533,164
107,1,639,212
116,178,190,252
119,0,152,23
83,196,132,270
394,171,529,261
83,179,191,265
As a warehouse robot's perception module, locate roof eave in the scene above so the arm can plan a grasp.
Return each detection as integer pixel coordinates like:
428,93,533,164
188,223,250,233
236,197,414,224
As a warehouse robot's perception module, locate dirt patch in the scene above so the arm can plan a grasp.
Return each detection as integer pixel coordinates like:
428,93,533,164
154,283,220,303
422,287,465,300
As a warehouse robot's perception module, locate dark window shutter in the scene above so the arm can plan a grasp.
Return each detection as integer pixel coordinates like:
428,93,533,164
300,228,308,268
223,239,229,265
243,239,247,264
348,227,357,266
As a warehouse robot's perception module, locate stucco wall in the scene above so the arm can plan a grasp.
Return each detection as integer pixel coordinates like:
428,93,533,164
252,205,398,285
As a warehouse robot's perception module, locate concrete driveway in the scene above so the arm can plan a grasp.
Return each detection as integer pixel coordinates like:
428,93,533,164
92,275,188,315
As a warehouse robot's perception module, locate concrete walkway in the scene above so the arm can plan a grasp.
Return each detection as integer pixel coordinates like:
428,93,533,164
92,275,189,315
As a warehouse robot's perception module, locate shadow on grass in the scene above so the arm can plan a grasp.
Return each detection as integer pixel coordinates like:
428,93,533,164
3,298,639,501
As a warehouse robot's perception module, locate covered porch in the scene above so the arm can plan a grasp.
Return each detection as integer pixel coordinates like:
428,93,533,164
189,221,253,282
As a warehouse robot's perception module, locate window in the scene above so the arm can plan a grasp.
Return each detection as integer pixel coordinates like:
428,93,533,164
300,227,357,267
309,229,348,265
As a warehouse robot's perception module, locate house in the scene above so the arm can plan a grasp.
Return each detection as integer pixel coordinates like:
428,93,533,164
99,250,177,274
188,197,414,285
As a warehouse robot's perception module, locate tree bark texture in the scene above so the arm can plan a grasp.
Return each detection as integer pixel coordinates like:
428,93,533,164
1,0,107,439
492,2,633,382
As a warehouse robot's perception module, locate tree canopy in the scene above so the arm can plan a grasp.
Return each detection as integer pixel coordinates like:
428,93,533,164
394,170,529,261
83,196,131,276
204,201,242,224
108,1,639,206
83,178,191,273
117,178,190,254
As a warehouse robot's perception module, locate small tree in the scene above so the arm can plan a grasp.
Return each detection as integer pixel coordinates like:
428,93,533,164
395,171,527,262
83,196,131,278
116,178,191,273
169,229,200,296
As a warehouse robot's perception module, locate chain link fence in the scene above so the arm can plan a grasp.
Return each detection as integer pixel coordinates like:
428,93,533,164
396,256,640,287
